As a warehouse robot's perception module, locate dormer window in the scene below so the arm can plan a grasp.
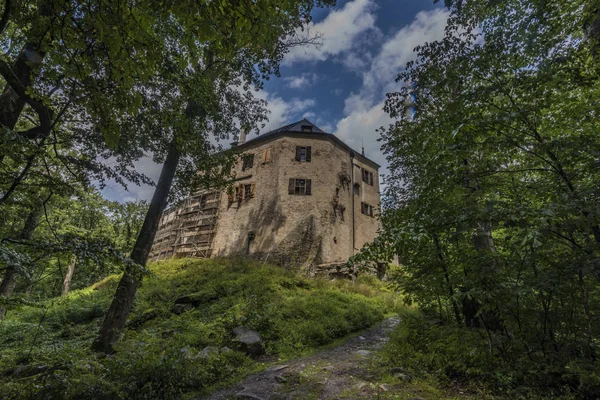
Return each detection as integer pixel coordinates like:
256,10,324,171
301,125,313,132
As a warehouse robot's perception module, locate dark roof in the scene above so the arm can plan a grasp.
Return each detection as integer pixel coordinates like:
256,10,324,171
240,119,380,169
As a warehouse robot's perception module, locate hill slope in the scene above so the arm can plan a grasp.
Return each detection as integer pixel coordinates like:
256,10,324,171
0,258,401,399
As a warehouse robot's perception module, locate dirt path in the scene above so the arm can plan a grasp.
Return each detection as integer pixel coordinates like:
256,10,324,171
204,317,416,400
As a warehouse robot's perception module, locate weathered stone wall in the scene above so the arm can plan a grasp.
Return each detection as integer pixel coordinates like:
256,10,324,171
211,133,380,268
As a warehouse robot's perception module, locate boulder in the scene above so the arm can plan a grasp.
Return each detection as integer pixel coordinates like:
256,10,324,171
198,346,219,359
233,326,264,358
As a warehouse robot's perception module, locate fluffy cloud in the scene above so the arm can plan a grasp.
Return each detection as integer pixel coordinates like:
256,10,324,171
283,73,319,89
347,8,450,112
333,8,450,182
283,0,378,65
253,91,316,133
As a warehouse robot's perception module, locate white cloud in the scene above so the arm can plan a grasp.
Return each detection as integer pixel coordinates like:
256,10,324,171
253,90,316,133
347,8,450,112
283,0,378,65
333,8,450,184
283,73,319,89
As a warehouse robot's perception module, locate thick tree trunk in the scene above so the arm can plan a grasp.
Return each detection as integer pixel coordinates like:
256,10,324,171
62,255,77,296
0,204,42,318
91,140,181,354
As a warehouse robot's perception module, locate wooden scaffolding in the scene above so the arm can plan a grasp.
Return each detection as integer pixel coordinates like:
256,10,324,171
149,190,221,261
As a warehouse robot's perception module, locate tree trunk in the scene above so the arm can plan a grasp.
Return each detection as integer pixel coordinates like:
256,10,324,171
62,255,77,296
91,140,181,354
0,1,50,130
0,204,42,318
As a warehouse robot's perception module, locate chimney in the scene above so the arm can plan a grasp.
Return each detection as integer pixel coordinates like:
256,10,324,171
239,127,247,145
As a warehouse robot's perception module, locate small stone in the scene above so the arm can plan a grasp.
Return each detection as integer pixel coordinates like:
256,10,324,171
198,346,219,358
275,375,287,383
379,384,389,392
236,390,266,400
354,381,367,390
267,364,289,372
322,365,335,371
358,336,366,340
356,350,372,357
394,373,413,382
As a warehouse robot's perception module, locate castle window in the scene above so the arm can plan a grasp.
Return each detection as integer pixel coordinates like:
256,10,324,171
361,168,374,186
301,125,313,132
353,183,360,196
288,178,312,195
361,202,374,217
295,146,312,162
244,184,252,199
242,154,254,171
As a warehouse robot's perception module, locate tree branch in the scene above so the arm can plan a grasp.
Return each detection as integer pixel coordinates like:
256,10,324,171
0,58,52,130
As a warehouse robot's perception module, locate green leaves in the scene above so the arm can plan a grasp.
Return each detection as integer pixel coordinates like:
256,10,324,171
375,0,600,394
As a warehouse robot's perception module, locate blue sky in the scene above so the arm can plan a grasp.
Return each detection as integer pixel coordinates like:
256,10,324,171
102,0,449,202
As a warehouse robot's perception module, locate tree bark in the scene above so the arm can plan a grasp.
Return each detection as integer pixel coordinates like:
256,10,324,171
62,255,77,296
0,204,42,318
91,139,181,354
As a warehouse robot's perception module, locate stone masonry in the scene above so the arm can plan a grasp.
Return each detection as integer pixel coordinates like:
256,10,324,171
149,119,381,272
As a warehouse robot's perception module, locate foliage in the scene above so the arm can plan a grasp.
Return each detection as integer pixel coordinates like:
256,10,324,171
0,258,400,399
352,0,600,397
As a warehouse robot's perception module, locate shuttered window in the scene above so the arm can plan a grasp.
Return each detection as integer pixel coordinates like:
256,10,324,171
235,183,256,201
242,154,254,171
295,146,312,162
288,178,312,195
361,168,374,186
361,202,374,217
261,147,272,164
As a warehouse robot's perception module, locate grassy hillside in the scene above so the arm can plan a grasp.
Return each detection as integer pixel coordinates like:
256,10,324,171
0,258,402,399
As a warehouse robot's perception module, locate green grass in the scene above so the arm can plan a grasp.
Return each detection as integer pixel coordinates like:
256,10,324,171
0,258,403,399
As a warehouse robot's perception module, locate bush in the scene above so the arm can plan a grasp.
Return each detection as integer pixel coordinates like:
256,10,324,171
379,310,599,399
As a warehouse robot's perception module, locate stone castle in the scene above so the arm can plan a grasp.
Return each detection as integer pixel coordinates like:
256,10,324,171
149,119,380,272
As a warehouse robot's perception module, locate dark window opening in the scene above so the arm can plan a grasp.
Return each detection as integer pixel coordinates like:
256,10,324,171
295,179,306,195
301,125,313,132
242,154,254,171
247,232,255,255
361,202,374,217
288,178,312,195
244,184,252,199
353,183,360,196
295,146,312,162
361,168,374,186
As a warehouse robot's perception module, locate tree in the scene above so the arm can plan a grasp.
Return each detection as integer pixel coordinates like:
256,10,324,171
91,0,336,354
359,0,600,392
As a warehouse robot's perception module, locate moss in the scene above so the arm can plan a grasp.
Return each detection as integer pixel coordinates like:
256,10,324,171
0,258,401,399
